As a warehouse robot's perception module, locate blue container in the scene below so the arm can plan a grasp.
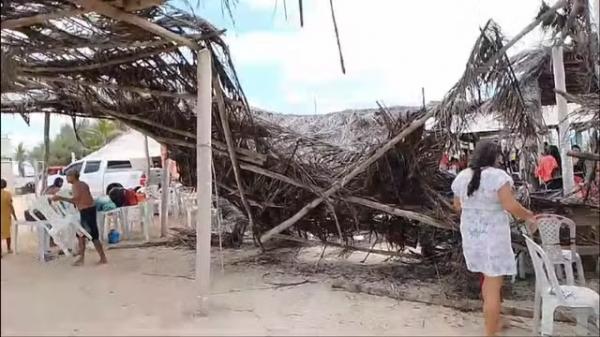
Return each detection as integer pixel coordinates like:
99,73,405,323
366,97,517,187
108,229,121,244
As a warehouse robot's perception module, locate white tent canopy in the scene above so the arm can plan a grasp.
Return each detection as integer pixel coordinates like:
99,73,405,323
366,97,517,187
80,130,161,170
447,103,593,134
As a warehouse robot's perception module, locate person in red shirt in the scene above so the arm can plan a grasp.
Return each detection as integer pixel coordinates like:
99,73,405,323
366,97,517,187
536,146,560,185
108,187,139,207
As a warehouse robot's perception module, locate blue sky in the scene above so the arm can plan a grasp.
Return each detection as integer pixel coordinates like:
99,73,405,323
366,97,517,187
1,0,552,150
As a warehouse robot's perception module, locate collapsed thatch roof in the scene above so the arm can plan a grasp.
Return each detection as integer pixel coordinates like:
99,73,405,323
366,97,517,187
1,2,596,255
0,1,458,250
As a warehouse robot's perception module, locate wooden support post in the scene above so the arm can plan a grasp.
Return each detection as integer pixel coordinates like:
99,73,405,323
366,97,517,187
260,111,434,242
195,48,212,316
213,77,255,243
551,46,575,195
41,112,50,192
160,154,170,238
144,135,151,180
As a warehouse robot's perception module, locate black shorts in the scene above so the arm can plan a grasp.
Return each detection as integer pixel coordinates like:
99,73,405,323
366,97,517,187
80,207,99,241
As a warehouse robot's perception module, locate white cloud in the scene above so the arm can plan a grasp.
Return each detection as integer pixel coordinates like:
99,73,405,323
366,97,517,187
243,0,277,11
230,0,548,114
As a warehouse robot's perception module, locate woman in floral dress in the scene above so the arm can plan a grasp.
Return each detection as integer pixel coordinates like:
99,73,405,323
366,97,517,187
451,141,535,336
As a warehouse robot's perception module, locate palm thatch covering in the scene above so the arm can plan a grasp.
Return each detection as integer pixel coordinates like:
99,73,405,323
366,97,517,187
0,0,458,251
1,1,597,258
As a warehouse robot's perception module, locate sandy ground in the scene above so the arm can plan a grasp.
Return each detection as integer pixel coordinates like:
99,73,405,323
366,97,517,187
0,195,583,336
1,245,539,337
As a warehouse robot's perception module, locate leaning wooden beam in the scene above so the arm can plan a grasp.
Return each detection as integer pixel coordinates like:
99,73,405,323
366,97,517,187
475,0,567,75
260,111,434,242
567,150,600,161
344,196,456,231
213,76,257,241
69,0,201,50
24,31,223,54
238,161,452,232
1,9,87,29
28,75,195,99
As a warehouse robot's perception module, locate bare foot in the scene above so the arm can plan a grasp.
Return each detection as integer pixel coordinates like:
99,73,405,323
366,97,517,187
96,259,108,265
72,258,84,266
6,249,13,254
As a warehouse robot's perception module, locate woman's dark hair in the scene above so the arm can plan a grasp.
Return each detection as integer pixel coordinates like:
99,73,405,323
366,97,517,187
572,144,581,151
467,140,502,196
548,145,561,168
0,179,6,189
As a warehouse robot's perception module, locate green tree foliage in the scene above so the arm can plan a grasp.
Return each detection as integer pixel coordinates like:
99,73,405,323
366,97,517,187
82,119,121,151
29,120,124,166
14,142,27,176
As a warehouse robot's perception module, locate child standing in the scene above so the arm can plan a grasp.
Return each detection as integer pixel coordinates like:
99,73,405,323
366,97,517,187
1,179,17,257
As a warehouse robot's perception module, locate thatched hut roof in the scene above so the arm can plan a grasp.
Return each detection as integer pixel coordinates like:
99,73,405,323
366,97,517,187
1,1,459,250
1,3,595,255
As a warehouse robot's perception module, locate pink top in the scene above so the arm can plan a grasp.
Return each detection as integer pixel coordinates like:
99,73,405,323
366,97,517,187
536,155,558,183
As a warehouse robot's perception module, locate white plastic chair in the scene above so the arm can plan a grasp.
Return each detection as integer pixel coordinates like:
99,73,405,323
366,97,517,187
97,208,124,242
37,198,91,245
181,192,198,228
13,217,50,262
532,214,585,286
524,235,599,336
17,197,90,261
120,203,150,242
144,184,161,217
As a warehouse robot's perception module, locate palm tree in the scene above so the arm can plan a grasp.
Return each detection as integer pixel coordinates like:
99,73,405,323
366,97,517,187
83,120,122,150
14,142,26,177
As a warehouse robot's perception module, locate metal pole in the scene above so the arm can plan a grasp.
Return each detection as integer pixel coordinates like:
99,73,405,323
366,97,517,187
196,48,212,315
551,46,574,195
144,135,151,180
160,152,170,237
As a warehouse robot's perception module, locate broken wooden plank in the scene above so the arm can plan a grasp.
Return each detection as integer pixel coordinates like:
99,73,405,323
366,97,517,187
260,111,434,242
567,150,600,161
68,0,200,50
1,9,87,29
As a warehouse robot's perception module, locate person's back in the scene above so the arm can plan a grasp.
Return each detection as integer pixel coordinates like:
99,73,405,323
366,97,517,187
452,167,512,211
72,180,94,210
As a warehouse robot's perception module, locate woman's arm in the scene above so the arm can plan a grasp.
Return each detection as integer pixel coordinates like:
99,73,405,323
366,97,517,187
498,183,536,231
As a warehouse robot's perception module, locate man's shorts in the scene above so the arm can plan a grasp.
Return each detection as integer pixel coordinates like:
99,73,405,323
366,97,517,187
79,206,99,241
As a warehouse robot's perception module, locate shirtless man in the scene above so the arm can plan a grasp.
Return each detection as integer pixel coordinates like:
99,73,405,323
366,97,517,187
52,170,107,265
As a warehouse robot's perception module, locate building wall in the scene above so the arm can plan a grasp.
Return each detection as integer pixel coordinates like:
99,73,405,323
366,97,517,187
0,136,13,160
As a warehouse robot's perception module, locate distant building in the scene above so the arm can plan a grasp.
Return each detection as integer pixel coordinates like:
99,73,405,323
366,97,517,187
1,135,12,160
